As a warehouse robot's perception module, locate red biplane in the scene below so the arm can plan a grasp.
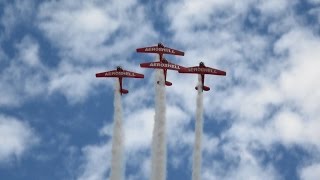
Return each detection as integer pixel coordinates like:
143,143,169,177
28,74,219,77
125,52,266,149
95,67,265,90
140,58,185,86
95,66,144,95
137,43,185,86
178,62,226,91
136,43,184,62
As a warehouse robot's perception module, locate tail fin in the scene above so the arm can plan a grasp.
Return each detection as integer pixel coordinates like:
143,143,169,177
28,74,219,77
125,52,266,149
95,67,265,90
121,89,129,95
195,86,210,91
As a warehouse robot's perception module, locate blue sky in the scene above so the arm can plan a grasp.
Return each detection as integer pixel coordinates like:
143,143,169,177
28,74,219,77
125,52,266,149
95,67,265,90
1,0,320,180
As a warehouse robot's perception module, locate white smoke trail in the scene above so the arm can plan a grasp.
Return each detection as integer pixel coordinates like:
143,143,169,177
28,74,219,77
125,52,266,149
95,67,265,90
110,80,124,180
151,68,167,180
192,75,204,180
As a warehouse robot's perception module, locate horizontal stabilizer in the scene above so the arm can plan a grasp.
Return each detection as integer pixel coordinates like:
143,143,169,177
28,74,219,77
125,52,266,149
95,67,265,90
121,89,128,95
203,86,210,91
195,86,210,91
156,81,172,86
165,81,172,86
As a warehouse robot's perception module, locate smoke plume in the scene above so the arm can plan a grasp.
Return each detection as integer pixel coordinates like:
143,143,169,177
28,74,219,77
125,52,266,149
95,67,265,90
110,80,125,180
192,75,204,180
151,69,167,180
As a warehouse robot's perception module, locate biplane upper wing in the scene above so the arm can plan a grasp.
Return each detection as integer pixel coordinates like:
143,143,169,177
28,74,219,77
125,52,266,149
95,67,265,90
140,61,184,71
95,70,144,78
136,45,184,56
179,66,226,76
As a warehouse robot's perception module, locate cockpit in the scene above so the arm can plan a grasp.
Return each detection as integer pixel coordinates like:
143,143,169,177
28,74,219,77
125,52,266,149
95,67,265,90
158,43,164,48
199,62,205,67
117,66,122,71
162,58,168,63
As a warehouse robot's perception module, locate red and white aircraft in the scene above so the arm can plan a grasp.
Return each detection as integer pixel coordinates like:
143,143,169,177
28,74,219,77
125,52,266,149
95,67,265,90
136,43,184,61
96,66,144,95
140,58,185,86
178,62,226,91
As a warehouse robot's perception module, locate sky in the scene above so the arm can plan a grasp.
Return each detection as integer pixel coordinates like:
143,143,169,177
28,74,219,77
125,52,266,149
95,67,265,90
1,0,320,180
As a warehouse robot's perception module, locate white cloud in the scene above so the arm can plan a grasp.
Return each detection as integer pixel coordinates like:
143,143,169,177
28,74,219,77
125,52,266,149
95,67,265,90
0,0,317,179
202,140,281,180
307,0,320,4
0,0,35,36
112,1,320,179
37,1,117,62
300,163,320,180
78,143,111,180
124,108,154,151
16,36,41,67
257,0,291,14
162,0,320,179
167,0,253,33
273,111,320,148
78,100,192,179
0,115,38,162
31,0,157,104
99,103,190,153
0,35,47,107
37,0,156,62
276,29,320,116
166,105,192,147
48,61,103,103
227,160,279,180
273,111,304,144
77,106,154,180
122,77,154,112
0,0,154,106
38,0,320,179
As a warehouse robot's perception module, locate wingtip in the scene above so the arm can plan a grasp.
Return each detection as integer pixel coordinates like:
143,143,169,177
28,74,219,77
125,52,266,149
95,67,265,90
136,47,145,53
139,74,145,78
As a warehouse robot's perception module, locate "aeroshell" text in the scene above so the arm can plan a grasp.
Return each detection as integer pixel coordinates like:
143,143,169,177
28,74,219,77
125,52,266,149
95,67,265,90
188,68,217,73
105,71,135,76
145,47,175,54
149,62,180,69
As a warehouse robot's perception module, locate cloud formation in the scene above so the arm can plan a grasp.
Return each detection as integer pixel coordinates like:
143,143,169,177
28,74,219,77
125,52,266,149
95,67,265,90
0,35,47,107
1,0,320,179
0,115,38,162
37,0,156,63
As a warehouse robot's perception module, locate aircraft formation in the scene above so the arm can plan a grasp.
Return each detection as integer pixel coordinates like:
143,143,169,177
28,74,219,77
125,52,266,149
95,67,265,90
95,43,226,93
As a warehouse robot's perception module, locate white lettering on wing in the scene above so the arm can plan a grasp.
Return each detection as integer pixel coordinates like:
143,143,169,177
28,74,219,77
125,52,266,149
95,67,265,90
105,71,135,76
149,62,180,70
144,47,175,54
188,68,217,73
